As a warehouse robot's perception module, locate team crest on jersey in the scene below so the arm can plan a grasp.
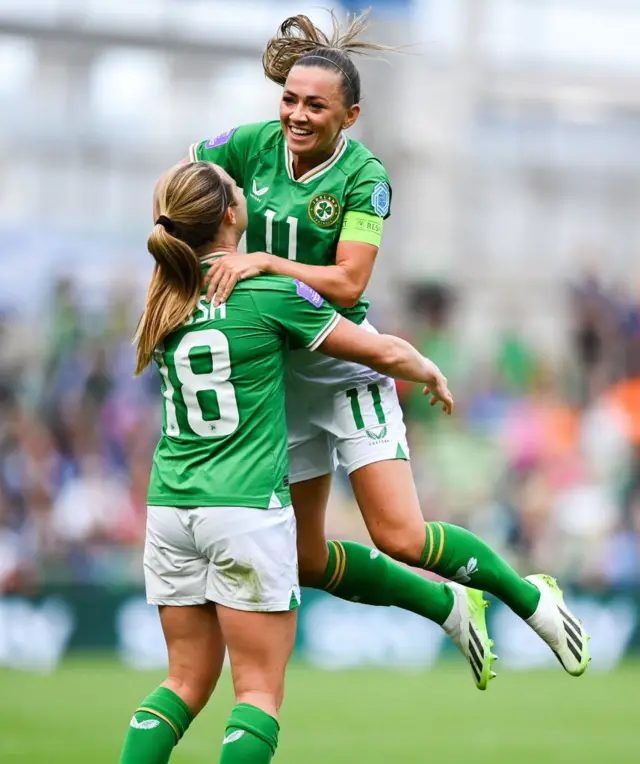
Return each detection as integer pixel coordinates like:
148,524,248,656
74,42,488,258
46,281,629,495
371,182,390,217
308,193,341,227
205,128,237,149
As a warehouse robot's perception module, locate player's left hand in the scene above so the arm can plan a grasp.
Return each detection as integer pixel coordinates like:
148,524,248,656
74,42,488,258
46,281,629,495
205,253,268,306
421,362,454,415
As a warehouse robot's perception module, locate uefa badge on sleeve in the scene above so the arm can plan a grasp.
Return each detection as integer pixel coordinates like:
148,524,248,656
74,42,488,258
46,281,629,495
371,182,390,217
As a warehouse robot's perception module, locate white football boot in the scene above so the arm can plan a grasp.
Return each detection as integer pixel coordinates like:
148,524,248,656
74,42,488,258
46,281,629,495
443,583,497,690
525,574,591,676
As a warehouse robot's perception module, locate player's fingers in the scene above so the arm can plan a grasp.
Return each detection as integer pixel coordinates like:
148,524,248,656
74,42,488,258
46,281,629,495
212,272,231,306
206,266,223,302
215,273,238,306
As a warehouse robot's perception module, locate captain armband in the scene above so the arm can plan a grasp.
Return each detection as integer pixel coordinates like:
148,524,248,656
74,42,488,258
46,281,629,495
339,211,384,247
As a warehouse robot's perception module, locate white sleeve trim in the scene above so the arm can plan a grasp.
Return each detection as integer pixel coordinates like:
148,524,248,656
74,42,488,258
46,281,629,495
189,143,198,162
307,312,340,351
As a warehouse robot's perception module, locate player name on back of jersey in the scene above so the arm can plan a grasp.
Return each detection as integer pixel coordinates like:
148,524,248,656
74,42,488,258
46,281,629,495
184,298,227,326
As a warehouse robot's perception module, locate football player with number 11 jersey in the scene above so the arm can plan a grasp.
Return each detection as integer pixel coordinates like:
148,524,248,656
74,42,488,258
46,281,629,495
193,9,591,697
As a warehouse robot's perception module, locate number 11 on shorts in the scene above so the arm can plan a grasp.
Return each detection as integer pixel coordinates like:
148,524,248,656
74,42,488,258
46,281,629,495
346,384,386,430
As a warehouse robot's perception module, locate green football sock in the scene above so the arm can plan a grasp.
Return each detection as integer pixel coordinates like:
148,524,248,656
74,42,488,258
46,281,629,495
218,704,279,764
320,539,454,626
421,521,541,619
118,686,193,764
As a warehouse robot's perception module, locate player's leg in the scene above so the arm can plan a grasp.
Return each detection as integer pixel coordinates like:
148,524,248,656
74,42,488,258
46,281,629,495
216,607,295,764
285,387,336,587
119,507,225,764
287,415,476,675
340,378,590,677
290,472,332,586
198,504,300,764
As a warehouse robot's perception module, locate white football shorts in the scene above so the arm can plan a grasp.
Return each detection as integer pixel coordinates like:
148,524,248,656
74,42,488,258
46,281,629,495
144,504,300,612
286,368,410,484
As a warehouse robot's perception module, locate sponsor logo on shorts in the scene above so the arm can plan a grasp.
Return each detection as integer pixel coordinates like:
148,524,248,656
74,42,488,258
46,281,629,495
205,127,237,149
371,182,390,217
308,193,341,227
366,425,388,442
295,279,324,308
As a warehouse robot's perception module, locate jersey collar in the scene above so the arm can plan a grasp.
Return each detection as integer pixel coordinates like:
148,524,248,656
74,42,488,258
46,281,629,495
284,133,348,184
200,251,231,265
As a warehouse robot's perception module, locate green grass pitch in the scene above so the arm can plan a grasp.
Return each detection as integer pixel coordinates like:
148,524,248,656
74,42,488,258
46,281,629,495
0,656,637,763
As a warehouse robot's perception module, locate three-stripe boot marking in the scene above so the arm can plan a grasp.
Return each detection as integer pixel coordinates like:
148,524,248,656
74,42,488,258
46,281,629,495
468,625,485,684
525,573,591,677
442,583,497,691
559,607,583,663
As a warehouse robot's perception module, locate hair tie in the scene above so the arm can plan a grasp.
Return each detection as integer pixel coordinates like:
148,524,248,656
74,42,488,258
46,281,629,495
156,215,175,233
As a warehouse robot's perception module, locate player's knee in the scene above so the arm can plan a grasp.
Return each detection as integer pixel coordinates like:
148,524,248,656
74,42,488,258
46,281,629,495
164,674,216,716
296,542,329,587
372,529,423,566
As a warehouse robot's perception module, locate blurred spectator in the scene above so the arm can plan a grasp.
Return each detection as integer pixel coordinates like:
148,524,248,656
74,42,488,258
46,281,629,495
0,267,638,591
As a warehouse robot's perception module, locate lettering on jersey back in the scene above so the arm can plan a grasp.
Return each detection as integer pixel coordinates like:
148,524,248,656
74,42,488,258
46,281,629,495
184,299,227,326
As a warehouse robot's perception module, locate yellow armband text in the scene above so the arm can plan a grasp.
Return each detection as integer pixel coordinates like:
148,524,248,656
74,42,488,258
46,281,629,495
339,211,384,247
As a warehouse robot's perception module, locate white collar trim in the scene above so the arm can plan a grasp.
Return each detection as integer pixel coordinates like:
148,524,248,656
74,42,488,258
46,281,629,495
285,133,348,184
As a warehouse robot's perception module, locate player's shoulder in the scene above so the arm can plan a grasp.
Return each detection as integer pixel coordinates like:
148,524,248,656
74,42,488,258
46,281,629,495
196,120,282,157
237,274,297,295
234,120,282,155
343,136,388,180
239,276,326,307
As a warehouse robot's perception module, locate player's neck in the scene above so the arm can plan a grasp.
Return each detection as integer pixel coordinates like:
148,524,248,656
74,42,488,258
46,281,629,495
200,243,236,259
291,140,342,179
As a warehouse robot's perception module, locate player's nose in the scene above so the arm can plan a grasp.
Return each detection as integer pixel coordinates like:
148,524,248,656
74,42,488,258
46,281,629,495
289,103,308,123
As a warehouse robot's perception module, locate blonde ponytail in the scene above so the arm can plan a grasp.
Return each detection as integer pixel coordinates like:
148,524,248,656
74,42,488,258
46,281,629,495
134,162,232,374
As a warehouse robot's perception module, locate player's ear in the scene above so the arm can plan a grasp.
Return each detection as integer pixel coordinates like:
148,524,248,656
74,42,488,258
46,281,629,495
225,206,237,227
342,104,360,131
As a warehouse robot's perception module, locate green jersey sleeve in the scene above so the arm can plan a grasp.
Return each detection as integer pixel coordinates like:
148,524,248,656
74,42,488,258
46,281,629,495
189,122,267,187
345,159,392,221
252,277,340,351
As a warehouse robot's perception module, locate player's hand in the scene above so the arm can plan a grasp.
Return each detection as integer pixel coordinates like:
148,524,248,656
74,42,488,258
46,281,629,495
205,253,268,306
421,360,454,415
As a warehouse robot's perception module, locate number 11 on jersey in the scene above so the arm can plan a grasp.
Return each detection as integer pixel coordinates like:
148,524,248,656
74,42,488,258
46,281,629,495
264,210,298,260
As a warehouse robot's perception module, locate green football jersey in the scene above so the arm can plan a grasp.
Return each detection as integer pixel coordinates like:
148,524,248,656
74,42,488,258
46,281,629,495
147,265,339,509
190,120,392,325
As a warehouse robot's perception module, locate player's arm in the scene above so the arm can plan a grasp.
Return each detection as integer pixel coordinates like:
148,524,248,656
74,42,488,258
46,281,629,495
206,162,390,308
258,239,377,309
206,226,378,309
259,165,390,308
318,317,454,413
257,281,452,413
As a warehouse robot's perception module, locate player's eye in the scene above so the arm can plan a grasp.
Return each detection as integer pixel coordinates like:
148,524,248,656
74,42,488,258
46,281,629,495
282,95,295,104
310,103,325,110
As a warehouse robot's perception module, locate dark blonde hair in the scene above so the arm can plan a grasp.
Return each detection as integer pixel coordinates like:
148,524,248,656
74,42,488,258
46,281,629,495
262,9,393,107
134,162,233,375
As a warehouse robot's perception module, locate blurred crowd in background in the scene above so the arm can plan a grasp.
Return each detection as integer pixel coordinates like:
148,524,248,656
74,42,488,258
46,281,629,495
2,0,640,596
1,267,638,593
